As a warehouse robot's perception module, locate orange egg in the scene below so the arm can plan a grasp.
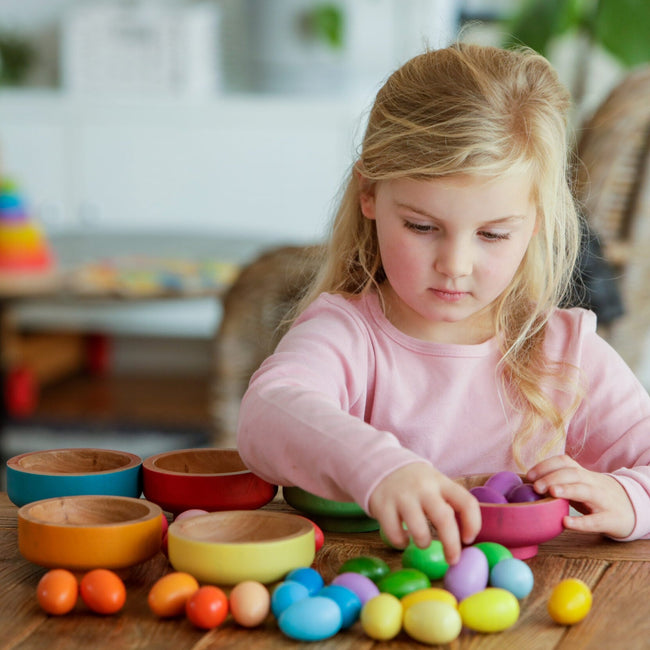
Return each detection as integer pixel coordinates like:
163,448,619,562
186,586,229,630
80,569,126,615
229,581,270,627
37,569,78,615
148,572,199,618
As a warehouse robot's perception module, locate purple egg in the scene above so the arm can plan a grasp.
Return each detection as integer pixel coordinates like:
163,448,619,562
484,471,523,497
330,572,380,604
507,483,544,503
443,546,489,602
470,486,508,504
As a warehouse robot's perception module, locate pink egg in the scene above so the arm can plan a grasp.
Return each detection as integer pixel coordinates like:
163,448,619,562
484,471,523,497
174,508,209,522
470,486,508,504
331,572,379,604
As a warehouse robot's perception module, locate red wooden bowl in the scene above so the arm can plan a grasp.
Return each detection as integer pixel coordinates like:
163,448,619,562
455,474,569,559
142,448,277,515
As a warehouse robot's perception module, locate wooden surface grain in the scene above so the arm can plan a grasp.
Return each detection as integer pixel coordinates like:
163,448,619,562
1,492,649,649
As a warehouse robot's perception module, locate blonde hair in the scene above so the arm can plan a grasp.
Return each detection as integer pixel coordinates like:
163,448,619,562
301,43,582,467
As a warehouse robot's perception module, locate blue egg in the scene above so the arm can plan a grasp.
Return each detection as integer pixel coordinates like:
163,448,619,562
271,581,310,618
278,596,342,641
318,584,362,628
490,558,534,599
285,567,324,595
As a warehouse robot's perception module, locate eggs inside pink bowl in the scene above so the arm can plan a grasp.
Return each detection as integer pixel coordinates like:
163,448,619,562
455,472,569,559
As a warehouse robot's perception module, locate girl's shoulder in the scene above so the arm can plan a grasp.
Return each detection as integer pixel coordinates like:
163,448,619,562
544,306,600,359
291,291,379,340
297,291,375,324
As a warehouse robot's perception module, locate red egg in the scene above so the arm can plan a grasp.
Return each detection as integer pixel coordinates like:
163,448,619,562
186,586,229,629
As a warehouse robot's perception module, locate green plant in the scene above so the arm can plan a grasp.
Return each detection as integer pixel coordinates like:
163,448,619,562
0,33,34,85
503,0,650,105
303,3,344,49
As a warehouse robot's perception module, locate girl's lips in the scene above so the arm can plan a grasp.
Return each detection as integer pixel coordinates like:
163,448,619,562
431,288,467,302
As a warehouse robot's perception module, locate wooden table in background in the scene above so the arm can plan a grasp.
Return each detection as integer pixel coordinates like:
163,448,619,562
1,492,649,649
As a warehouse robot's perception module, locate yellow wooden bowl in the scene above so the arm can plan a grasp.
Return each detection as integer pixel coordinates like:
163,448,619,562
168,510,315,585
18,495,163,570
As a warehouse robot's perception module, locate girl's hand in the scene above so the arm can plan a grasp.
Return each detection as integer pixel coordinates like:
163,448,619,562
368,463,481,565
527,455,635,539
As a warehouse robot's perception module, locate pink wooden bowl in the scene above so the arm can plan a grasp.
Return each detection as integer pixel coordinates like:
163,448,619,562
456,474,569,559
142,448,277,515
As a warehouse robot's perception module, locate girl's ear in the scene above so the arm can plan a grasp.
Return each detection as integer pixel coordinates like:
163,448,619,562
355,167,376,220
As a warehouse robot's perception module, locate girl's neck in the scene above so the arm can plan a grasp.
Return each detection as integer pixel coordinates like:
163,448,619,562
377,284,496,345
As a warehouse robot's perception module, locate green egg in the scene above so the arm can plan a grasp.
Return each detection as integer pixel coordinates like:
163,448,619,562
377,568,431,599
402,539,449,580
474,542,513,570
338,555,391,583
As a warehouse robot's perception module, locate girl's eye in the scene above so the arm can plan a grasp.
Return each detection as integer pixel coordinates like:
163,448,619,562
403,220,434,233
480,231,511,241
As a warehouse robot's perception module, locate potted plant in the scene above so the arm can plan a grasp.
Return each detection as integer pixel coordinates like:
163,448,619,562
503,0,650,108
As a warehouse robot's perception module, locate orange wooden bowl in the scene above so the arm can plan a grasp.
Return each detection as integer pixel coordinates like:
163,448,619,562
142,448,277,515
455,474,569,559
18,495,163,570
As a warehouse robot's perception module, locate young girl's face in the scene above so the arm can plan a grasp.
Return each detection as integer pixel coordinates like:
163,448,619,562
360,173,537,344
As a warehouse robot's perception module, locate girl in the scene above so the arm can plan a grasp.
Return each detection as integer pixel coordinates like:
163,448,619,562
237,43,650,564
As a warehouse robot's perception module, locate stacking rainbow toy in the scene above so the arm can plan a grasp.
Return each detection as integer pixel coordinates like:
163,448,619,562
0,178,54,272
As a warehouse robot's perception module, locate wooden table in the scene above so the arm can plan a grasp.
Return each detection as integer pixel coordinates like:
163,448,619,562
1,492,648,649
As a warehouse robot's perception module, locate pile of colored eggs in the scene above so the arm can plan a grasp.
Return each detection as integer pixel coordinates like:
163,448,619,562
269,540,592,644
470,470,544,503
148,572,271,630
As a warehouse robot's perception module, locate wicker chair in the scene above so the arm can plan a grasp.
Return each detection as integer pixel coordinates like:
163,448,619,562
575,64,650,372
210,244,324,446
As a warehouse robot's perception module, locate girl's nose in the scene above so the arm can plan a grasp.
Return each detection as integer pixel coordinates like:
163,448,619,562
434,239,473,278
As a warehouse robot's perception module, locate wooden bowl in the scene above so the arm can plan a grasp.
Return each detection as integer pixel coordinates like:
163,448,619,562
6,448,142,507
142,448,277,515
18,495,163,570
283,486,379,532
455,474,569,559
168,510,315,585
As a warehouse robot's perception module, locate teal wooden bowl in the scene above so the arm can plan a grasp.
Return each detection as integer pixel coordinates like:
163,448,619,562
283,486,379,532
6,448,143,507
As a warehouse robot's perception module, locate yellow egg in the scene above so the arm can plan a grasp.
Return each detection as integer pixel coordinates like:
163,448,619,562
401,587,457,611
458,587,520,632
547,578,592,625
360,593,403,640
403,600,462,644
229,580,271,627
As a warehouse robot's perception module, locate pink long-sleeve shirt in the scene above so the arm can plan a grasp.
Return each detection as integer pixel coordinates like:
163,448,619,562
237,291,650,540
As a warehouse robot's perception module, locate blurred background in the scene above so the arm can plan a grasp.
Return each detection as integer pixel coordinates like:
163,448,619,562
0,0,648,470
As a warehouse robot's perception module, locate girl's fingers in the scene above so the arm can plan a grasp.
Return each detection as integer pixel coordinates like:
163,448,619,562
527,454,577,482
445,482,482,545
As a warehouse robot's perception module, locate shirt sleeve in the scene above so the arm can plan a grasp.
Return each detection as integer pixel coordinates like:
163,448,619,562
563,310,650,540
236,294,428,513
